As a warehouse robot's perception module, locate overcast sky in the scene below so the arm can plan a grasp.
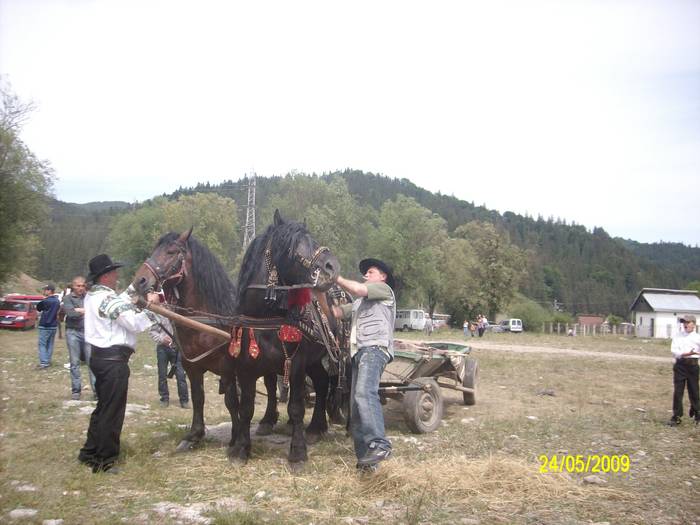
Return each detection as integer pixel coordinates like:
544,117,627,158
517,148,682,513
1,0,699,245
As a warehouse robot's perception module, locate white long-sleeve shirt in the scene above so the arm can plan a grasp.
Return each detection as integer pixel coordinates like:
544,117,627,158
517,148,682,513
671,330,700,360
85,284,155,349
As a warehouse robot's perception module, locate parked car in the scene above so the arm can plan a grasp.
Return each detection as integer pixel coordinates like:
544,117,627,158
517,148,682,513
499,318,523,333
0,294,43,330
488,323,506,333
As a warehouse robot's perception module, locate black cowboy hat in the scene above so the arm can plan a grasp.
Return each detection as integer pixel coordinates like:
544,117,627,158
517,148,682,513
359,258,395,289
87,254,124,283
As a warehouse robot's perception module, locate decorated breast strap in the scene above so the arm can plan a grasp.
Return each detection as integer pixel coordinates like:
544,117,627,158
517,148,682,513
228,327,260,359
278,324,303,387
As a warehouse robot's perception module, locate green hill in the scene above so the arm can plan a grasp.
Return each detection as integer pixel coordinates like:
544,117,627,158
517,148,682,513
36,170,700,318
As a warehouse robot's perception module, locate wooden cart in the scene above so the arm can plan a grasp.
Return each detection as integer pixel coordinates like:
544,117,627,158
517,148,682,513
380,340,478,433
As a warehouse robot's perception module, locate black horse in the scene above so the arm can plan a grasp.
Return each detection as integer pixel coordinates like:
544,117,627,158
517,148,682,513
226,210,340,465
132,229,282,452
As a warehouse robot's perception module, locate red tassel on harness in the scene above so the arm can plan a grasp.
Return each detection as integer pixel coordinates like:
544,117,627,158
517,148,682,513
288,288,312,308
248,329,260,359
228,327,243,357
278,324,303,343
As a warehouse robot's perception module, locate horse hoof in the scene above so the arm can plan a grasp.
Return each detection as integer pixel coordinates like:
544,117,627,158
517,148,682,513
287,460,305,474
227,446,249,465
228,456,248,466
175,440,197,453
256,423,274,436
305,431,324,445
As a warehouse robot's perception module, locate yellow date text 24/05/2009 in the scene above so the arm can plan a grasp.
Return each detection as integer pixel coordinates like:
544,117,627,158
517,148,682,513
538,454,630,474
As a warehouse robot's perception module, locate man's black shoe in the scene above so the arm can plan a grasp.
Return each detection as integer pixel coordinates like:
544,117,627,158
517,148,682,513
78,453,95,466
666,417,682,427
356,463,379,474
92,463,119,474
357,444,392,466
690,407,696,418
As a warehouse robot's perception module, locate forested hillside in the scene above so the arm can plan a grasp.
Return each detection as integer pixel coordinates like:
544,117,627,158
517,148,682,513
33,170,700,322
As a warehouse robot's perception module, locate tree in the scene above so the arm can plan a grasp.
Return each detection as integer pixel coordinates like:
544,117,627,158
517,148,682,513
261,174,372,276
439,237,480,324
0,84,54,286
367,195,448,310
454,221,524,319
687,281,700,295
162,193,241,271
107,193,240,280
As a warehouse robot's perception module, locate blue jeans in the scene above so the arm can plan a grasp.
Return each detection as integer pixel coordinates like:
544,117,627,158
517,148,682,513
37,326,57,367
66,328,96,395
350,346,391,460
156,345,189,403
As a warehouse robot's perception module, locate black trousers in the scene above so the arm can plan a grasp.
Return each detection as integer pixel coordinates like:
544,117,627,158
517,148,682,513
672,359,700,419
78,345,132,470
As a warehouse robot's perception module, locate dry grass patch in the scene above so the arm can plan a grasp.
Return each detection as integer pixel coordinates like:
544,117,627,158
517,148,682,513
2,329,700,524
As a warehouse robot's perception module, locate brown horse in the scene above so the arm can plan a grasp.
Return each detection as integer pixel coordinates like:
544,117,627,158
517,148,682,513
131,229,284,452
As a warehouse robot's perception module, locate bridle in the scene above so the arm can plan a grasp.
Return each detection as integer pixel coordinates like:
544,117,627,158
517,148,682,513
296,245,331,287
264,238,330,288
142,241,188,295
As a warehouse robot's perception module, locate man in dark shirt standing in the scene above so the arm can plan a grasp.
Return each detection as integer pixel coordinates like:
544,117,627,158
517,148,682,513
62,276,95,399
36,283,61,369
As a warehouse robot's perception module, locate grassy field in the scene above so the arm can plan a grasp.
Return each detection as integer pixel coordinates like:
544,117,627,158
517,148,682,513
1,327,699,524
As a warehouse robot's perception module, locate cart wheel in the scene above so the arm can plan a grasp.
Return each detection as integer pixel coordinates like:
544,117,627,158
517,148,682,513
402,377,443,433
462,359,478,406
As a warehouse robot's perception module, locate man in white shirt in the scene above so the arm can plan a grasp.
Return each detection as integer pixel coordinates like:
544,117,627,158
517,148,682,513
667,314,700,426
78,254,159,473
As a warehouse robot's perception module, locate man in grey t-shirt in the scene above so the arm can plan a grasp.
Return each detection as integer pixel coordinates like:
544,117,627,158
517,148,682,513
332,258,396,472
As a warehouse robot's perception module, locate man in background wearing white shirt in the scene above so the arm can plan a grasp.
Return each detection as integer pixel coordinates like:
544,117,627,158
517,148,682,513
77,254,159,473
667,315,700,427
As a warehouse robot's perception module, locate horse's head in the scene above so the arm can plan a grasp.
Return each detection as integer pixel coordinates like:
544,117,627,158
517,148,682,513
132,228,192,297
268,210,340,291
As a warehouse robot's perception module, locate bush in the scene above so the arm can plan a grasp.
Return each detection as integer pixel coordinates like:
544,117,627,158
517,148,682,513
508,298,552,332
606,314,624,326
552,311,574,325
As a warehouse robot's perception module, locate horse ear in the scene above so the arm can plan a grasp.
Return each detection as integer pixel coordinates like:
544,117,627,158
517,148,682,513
178,227,193,243
273,209,283,226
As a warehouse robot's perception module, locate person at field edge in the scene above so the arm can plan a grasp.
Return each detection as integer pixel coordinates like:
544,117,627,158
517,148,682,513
331,258,396,472
667,315,700,427
36,283,61,369
424,316,434,337
62,276,96,400
149,314,189,409
78,254,159,474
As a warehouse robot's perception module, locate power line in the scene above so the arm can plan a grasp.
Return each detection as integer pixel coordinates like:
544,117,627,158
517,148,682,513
243,172,256,248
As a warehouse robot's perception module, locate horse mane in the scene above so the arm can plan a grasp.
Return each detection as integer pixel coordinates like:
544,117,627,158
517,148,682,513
235,218,311,304
156,232,237,316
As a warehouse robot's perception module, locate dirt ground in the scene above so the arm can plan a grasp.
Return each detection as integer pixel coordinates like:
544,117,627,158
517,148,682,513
1,328,699,524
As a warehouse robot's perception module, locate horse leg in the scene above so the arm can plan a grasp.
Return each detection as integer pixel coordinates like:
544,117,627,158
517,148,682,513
256,373,279,436
305,361,329,444
228,375,255,464
224,371,240,453
176,369,206,452
287,361,308,466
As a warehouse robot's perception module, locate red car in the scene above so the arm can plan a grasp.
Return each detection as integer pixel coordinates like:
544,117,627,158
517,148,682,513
0,294,44,330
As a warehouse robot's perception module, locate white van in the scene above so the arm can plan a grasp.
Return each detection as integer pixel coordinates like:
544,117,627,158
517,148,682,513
499,318,523,332
394,309,427,331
